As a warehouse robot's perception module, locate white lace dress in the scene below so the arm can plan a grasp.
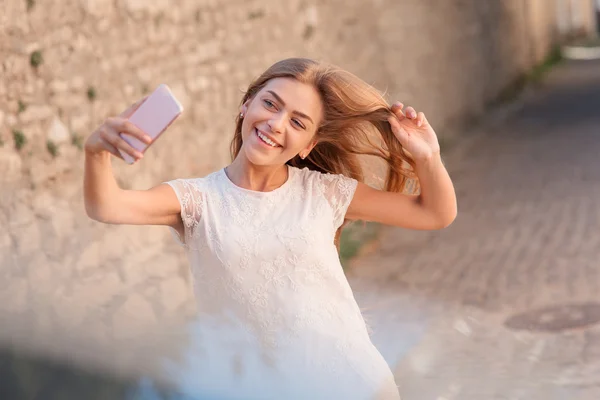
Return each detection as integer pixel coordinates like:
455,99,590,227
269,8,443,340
163,165,400,400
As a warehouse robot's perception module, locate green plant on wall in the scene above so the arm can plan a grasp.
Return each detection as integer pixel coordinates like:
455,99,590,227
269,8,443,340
528,45,563,84
247,9,265,20
12,130,26,150
303,25,315,40
71,132,83,150
87,86,97,102
154,12,164,28
30,51,43,69
17,100,27,114
46,140,59,158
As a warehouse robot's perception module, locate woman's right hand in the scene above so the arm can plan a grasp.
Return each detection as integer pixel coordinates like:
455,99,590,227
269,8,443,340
84,97,153,162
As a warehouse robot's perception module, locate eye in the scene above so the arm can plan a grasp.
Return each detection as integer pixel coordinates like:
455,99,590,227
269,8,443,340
291,119,305,129
263,99,276,109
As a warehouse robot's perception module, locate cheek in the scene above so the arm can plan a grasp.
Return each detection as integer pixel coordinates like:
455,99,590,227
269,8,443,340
285,136,312,155
241,120,253,139
284,135,302,149
296,131,317,149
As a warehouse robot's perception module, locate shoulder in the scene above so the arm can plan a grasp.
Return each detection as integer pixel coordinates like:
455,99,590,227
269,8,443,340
293,166,322,182
291,166,358,194
292,165,346,181
163,170,221,195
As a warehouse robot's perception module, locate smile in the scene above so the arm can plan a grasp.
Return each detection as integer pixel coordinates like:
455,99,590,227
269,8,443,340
255,128,281,148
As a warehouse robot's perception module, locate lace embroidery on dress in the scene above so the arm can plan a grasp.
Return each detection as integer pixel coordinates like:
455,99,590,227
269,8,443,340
162,167,400,399
308,169,358,230
164,178,203,248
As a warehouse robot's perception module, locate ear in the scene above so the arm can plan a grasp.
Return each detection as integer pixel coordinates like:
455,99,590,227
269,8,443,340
239,104,247,116
300,138,318,159
240,96,254,114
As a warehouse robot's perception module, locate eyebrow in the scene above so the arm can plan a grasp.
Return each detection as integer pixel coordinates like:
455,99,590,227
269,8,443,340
266,90,314,125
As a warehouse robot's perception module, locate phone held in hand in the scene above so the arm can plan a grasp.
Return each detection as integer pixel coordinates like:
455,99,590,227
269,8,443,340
118,84,184,164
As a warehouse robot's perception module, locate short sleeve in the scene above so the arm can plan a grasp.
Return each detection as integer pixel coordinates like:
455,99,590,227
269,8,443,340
318,172,359,230
163,179,203,247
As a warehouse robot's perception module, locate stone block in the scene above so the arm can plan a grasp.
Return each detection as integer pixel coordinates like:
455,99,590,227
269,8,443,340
121,0,169,16
28,154,74,185
31,190,56,219
80,0,115,16
18,105,54,124
0,278,28,315
112,293,157,339
0,149,23,183
12,222,41,256
72,271,124,309
48,80,70,95
143,253,183,279
0,232,12,249
47,116,70,144
70,112,90,134
75,242,102,273
8,201,35,228
26,253,54,290
159,277,192,313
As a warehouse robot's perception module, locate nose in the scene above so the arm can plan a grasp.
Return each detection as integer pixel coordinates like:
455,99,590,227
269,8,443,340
267,113,285,134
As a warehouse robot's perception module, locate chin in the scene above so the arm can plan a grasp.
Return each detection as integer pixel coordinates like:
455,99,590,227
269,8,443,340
243,146,281,167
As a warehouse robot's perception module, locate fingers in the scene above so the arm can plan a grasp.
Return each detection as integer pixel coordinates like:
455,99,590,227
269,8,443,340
102,141,125,160
391,101,416,120
387,116,409,143
390,101,426,127
391,102,405,120
404,106,417,120
100,128,143,160
415,112,426,128
100,124,144,160
391,102,404,113
107,117,152,145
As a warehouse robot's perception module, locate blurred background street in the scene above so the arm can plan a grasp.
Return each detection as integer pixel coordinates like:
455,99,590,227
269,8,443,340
1,0,600,399
350,57,600,399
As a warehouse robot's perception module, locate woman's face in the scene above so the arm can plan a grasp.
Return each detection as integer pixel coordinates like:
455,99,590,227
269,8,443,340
239,77,323,167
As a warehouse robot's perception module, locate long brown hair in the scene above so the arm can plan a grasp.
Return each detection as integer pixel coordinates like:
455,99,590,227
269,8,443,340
230,58,418,244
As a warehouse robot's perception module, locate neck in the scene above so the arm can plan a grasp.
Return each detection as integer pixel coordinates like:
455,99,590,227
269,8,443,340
226,156,289,192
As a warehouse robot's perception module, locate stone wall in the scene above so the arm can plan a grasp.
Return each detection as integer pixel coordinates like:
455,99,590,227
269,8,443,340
0,0,596,365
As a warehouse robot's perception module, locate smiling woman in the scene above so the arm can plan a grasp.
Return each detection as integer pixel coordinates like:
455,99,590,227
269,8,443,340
83,57,457,399
230,77,324,175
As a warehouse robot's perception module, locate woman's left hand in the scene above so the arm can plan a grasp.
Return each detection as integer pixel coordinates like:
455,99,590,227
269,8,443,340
387,102,440,162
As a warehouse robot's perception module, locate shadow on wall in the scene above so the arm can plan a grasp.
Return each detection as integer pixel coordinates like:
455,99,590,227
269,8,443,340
0,346,133,400
0,344,198,400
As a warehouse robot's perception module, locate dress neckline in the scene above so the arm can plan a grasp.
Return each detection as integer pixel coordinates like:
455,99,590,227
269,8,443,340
220,165,295,195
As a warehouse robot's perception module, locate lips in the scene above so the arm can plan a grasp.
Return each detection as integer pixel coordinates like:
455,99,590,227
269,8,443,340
254,128,282,148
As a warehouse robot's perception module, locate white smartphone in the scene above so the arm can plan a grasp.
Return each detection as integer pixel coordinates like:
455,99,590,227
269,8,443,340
118,84,184,164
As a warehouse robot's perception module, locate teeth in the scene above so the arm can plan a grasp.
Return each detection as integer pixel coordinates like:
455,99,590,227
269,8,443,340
257,130,277,147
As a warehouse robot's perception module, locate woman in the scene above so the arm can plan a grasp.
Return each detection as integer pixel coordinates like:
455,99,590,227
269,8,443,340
84,58,456,399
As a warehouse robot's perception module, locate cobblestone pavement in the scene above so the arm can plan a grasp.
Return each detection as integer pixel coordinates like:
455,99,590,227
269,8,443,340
348,59,600,399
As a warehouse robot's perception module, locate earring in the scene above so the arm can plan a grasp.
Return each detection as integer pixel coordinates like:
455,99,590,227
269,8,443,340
239,112,244,118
